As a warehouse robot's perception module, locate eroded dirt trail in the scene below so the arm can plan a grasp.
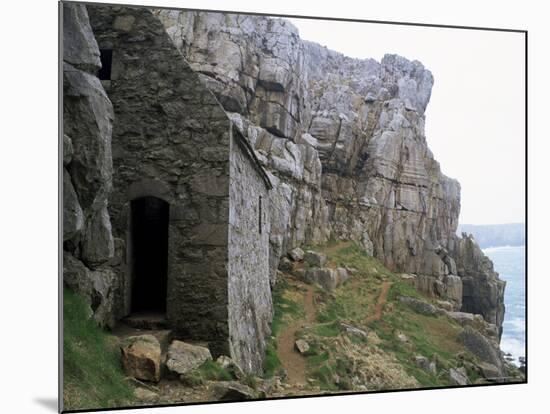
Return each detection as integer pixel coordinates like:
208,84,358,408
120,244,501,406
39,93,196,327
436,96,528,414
276,284,316,385
366,281,392,323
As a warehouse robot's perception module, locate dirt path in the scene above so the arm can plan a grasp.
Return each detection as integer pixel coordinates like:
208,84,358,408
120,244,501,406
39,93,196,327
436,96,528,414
276,284,316,385
366,281,392,323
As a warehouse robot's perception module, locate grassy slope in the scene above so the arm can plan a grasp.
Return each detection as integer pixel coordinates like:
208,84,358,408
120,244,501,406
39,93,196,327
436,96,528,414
63,288,135,411
269,241,490,391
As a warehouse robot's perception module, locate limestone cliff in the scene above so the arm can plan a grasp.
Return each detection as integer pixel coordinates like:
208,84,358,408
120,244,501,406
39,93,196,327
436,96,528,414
62,3,506,357
155,10,505,333
62,3,117,329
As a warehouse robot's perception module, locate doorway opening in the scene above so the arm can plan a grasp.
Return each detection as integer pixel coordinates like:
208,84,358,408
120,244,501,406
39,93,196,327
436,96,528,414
130,196,169,314
98,49,113,80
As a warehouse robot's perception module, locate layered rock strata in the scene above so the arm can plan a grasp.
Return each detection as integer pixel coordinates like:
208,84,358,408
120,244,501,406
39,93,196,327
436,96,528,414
155,9,505,333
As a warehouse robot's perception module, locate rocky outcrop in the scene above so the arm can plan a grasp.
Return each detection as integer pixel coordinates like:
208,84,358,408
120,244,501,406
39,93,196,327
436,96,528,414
452,234,506,335
63,4,508,380
155,10,505,336
62,3,116,328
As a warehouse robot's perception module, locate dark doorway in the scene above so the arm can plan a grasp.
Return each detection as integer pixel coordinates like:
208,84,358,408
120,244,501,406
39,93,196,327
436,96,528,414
130,196,169,313
98,49,113,80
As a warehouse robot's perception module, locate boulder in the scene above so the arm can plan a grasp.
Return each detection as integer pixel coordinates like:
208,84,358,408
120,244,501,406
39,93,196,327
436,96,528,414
304,250,327,267
166,340,212,375
477,362,501,380
120,335,161,382
305,267,338,290
213,381,258,401
288,247,305,262
294,339,310,354
398,296,439,316
449,367,470,386
458,326,503,371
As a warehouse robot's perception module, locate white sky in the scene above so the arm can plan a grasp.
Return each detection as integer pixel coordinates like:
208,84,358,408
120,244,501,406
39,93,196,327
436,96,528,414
288,18,525,225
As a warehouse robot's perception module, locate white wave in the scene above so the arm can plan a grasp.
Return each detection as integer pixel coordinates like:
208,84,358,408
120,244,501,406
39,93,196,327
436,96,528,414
500,336,525,365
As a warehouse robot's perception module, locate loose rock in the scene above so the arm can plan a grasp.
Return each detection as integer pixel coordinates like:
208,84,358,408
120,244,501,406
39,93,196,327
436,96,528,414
295,339,310,354
120,335,161,383
166,341,212,376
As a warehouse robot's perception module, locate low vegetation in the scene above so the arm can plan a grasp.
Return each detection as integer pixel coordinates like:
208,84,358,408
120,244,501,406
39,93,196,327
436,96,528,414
268,241,511,392
63,288,135,411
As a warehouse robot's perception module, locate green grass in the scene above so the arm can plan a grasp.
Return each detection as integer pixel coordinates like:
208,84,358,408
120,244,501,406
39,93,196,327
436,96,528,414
63,288,135,411
180,360,234,386
271,278,304,336
263,278,306,378
313,322,341,337
262,342,283,378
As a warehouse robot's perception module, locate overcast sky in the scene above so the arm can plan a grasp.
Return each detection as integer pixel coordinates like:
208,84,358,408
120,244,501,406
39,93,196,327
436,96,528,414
287,17,525,225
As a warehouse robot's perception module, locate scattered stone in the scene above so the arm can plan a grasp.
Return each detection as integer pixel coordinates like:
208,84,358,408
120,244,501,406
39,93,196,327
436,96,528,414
213,381,258,401
134,388,159,403
304,250,327,267
340,322,369,340
398,296,439,316
399,273,417,286
414,356,436,374
288,247,305,262
295,339,310,354
120,335,161,383
166,341,212,376
449,367,470,386
396,332,409,343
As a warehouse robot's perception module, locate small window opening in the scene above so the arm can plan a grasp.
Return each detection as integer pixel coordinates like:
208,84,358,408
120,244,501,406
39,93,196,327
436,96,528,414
259,196,262,234
98,49,113,80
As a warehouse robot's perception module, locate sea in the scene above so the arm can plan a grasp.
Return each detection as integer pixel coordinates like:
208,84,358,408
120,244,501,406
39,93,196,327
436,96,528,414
482,245,526,366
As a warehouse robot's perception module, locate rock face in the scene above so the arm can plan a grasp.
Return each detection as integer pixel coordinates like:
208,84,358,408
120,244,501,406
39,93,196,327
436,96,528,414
63,3,508,378
452,235,506,335
120,335,162,382
155,9,505,336
62,3,115,328
458,326,504,375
